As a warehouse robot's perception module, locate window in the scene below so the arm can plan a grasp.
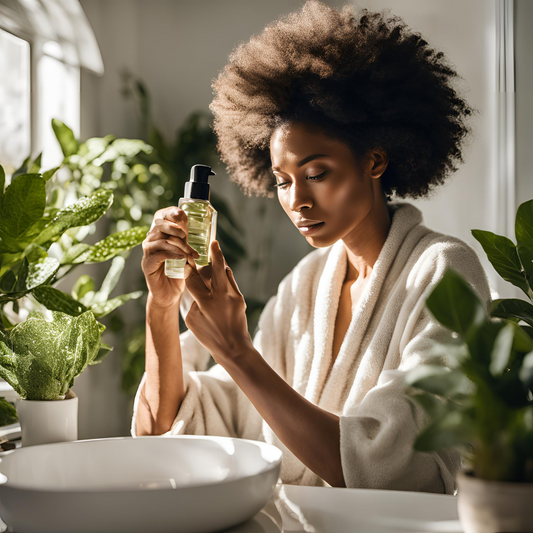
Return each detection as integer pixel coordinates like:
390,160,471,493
0,29,30,175
0,0,103,175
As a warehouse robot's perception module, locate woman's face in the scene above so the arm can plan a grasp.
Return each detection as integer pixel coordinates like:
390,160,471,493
270,121,388,248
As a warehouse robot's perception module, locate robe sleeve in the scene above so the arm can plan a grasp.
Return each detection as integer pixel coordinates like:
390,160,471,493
338,242,493,494
338,307,462,493
131,292,278,440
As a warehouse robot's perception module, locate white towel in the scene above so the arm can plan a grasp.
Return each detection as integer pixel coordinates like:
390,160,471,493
132,201,492,493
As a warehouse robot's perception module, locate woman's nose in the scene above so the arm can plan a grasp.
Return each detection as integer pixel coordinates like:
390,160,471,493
288,183,313,213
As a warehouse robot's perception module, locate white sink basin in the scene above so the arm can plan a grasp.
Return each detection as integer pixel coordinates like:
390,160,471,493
0,435,282,533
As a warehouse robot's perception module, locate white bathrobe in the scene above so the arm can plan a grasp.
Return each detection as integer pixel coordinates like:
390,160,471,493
131,201,492,494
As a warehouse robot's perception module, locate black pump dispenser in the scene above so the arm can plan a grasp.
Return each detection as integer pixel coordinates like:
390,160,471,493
184,164,216,201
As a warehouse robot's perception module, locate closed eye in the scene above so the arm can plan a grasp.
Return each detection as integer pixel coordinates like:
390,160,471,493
274,170,328,190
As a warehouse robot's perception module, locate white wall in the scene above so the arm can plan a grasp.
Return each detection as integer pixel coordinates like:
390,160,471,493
355,0,506,298
76,0,527,438
515,0,533,207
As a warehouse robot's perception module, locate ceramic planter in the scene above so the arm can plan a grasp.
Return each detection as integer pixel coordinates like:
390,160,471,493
457,470,533,533
15,389,78,447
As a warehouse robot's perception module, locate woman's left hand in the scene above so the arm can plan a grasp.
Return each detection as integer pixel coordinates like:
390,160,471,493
183,240,253,363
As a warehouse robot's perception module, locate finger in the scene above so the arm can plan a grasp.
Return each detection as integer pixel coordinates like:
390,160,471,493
197,263,213,291
184,255,211,302
154,206,185,221
153,219,188,241
225,265,243,297
143,238,188,259
210,240,228,293
154,206,188,224
144,226,183,247
165,235,199,258
142,250,188,275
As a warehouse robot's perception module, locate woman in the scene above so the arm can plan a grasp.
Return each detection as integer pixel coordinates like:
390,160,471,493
133,1,492,493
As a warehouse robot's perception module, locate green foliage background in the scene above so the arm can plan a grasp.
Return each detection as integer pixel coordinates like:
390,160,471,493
0,157,147,402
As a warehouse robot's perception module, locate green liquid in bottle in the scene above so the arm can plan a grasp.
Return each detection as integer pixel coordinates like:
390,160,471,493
165,199,216,278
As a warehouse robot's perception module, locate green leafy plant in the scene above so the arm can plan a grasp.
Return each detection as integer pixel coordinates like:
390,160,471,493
404,199,533,482
0,310,108,401
0,397,18,426
0,161,147,322
0,159,148,399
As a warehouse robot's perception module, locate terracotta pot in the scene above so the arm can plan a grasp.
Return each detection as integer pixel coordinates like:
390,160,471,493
15,389,78,447
457,470,533,533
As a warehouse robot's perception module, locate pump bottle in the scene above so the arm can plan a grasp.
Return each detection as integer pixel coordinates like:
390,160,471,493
165,164,217,279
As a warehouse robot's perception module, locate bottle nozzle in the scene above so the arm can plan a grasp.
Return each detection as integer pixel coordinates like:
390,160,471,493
184,165,215,201
191,165,216,183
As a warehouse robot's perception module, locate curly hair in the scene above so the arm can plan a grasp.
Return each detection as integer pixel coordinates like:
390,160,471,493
210,0,476,200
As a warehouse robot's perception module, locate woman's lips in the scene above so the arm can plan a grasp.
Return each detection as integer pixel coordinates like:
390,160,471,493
298,222,325,235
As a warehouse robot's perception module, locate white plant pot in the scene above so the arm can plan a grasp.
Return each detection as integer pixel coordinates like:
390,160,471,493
15,389,78,447
457,470,533,533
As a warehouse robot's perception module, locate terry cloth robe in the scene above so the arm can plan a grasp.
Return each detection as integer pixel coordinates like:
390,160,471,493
131,201,493,494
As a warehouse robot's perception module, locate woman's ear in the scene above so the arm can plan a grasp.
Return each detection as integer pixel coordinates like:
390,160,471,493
366,148,389,180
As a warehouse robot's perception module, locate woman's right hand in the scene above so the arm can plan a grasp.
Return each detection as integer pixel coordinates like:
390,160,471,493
141,207,200,308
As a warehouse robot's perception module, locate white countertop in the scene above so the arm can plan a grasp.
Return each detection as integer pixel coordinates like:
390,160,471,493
223,484,463,533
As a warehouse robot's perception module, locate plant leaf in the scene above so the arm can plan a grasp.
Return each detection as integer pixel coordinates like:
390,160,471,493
404,364,475,398
60,243,92,265
491,298,533,328
425,268,487,337
92,256,125,303
32,286,88,316
0,310,103,400
72,274,95,301
26,257,60,290
413,409,474,452
52,119,79,157
12,155,30,179
521,325,533,341
90,291,143,318
35,189,113,247
471,229,530,296
0,258,29,294
519,350,533,391
29,152,42,173
0,397,18,426
408,390,450,419
82,226,149,263
515,200,533,288
43,166,61,182
489,322,515,375
0,337,60,400
0,174,46,239
90,343,113,365
0,164,5,212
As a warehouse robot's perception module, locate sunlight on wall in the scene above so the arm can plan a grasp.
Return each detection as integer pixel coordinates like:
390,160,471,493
38,47,80,169
0,29,30,176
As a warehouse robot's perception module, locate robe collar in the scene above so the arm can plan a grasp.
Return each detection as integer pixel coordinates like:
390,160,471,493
304,201,424,405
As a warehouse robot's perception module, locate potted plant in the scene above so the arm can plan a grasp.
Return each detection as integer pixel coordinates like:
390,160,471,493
0,161,148,446
0,310,105,446
403,199,533,533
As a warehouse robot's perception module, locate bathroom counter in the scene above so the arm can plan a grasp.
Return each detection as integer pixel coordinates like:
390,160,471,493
222,483,463,533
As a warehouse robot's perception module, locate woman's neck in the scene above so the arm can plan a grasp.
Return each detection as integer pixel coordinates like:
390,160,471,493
342,200,392,283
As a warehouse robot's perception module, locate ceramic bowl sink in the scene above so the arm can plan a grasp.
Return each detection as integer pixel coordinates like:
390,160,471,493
0,435,282,533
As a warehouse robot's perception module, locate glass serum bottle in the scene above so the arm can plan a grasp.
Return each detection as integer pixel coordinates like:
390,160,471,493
165,164,218,279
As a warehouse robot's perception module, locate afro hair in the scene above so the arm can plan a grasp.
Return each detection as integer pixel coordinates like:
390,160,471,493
210,0,476,200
